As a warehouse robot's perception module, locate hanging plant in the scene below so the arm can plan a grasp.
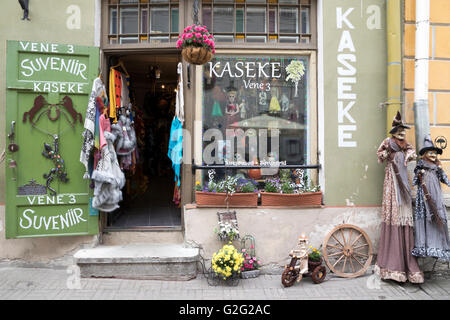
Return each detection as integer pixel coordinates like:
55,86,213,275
177,24,215,65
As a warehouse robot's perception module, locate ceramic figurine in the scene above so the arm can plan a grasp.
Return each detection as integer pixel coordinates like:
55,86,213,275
412,135,450,261
374,111,424,283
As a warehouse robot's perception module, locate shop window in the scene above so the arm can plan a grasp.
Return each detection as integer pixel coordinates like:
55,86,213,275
107,0,179,44
202,0,314,44
201,55,310,186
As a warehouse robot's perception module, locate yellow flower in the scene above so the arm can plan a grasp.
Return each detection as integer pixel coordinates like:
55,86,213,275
196,181,201,185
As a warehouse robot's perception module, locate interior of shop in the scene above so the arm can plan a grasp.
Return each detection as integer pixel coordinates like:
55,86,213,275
105,53,182,229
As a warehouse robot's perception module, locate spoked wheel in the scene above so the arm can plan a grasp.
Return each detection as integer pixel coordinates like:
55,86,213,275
281,269,299,287
323,224,373,278
311,266,327,284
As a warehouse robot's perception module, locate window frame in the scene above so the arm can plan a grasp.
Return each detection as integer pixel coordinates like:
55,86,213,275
200,0,317,50
102,0,185,50
194,49,318,186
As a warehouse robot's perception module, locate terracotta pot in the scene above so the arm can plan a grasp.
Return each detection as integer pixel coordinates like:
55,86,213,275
247,168,262,180
182,46,213,65
260,191,322,206
195,191,258,207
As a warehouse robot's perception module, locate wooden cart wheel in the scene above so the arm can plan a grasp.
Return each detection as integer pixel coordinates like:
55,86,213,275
311,266,327,284
323,224,373,278
281,269,298,287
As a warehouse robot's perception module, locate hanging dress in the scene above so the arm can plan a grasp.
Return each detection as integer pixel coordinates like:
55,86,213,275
374,137,424,283
412,159,450,261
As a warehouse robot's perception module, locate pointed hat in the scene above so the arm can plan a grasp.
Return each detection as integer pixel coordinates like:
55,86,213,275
389,111,410,134
419,134,443,155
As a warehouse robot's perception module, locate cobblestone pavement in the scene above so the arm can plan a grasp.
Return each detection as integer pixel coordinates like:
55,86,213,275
0,264,449,300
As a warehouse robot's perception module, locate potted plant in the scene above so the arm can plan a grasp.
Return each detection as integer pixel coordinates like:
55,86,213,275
308,247,323,271
240,248,262,279
214,219,240,242
211,243,244,282
177,24,215,65
260,169,322,206
195,176,258,207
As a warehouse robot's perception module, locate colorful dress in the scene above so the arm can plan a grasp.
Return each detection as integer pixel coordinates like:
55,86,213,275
412,159,450,261
374,137,424,283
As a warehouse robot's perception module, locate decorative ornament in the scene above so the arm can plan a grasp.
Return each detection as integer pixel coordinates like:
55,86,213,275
18,179,47,195
269,96,281,114
285,60,305,97
42,135,69,195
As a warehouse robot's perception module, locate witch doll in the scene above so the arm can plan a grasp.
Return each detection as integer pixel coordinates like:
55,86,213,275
411,135,450,262
224,82,241,129
374,111,424,283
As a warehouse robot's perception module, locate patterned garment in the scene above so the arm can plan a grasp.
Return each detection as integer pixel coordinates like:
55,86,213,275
80,77,106,179
412,159,450,261
374,137,424,283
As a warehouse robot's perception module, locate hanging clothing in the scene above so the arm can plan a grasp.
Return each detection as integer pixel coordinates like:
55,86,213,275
111,114,137,170
168,116,183,187
167,62,185,189
374,137,424,283
80,77,106,179
108,68,122,123
91,114,125,212
175,62,184,124
412,159,450,261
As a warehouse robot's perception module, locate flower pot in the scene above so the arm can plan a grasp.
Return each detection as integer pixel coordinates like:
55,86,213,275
308,258,322,271
240,269,260,279
260,191,322,206
182,46,213,65
195,191,258,207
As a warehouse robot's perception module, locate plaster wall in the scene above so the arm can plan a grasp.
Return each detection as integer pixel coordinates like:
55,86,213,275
184,206,382,273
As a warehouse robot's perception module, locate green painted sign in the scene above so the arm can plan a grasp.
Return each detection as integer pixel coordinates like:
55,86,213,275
5,40,99,238
322,0,386,206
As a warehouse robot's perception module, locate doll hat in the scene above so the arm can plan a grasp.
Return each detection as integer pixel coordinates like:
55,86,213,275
225,80,237,92
419,134,443,155
389,111,410,134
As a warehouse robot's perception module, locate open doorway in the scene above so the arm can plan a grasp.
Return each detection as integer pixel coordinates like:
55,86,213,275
105,52,182,230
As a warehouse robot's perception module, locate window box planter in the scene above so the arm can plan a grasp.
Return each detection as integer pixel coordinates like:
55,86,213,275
195,191,258,207
260,191,322,207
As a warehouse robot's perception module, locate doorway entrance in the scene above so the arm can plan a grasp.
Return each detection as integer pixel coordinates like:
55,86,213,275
105,53,182,230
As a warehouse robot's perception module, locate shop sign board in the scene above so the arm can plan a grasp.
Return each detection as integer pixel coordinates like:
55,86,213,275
5,40,99,238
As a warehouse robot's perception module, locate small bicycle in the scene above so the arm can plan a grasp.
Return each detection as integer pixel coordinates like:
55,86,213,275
281,235,327,287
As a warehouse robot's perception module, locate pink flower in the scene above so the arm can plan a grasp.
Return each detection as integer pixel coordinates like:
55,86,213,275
257,261,261,264
242,249,246,252
249,264,254,269
241,267,244,271
249,260,253,264
253,257,256,260
251,245,254,249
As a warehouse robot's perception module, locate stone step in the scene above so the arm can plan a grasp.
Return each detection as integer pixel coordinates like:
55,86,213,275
74,243,199,280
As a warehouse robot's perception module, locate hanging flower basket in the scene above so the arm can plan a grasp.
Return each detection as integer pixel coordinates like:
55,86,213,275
195,191,258,207
177,24,215,65
260,191,322,207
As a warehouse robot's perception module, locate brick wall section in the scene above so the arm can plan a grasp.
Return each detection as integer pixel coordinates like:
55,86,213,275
404,0,450,193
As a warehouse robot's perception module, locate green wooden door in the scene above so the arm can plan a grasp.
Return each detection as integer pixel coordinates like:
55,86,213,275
5,40,99,238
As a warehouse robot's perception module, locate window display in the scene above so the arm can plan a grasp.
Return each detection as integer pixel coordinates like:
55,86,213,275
202,55,309,181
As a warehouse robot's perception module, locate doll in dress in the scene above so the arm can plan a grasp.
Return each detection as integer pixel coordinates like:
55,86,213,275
374,111,424,283
412,135,450,262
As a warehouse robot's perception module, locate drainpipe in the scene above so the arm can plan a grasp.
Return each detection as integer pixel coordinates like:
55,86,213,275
386,0,402,137
413,0,431,151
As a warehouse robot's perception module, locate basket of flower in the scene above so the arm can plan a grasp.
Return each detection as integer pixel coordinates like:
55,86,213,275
240,248,262,279
195,176,258,207
260,169,322,206
177,24,215,65
209,243,244,286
